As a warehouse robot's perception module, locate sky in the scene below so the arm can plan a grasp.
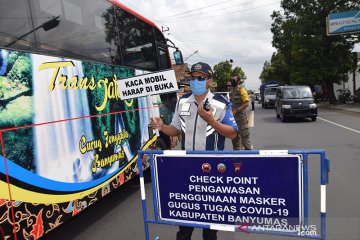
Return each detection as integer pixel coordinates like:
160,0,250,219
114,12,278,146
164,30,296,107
120,0,283,91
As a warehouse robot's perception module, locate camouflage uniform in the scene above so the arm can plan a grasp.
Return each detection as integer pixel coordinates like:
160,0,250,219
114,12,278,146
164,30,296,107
230,85,252,150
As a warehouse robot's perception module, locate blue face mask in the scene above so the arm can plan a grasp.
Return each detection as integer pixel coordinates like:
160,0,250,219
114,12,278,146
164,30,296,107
190,79,207,96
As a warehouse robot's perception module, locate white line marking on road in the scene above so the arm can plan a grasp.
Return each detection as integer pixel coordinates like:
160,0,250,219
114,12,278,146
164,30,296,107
248,111,254,128
318,117,360,134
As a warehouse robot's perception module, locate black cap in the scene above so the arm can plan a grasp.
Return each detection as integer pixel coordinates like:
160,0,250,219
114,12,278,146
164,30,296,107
189,62,213,77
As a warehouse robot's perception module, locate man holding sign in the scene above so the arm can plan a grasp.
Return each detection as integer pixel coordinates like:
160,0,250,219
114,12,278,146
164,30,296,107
150,62,238,240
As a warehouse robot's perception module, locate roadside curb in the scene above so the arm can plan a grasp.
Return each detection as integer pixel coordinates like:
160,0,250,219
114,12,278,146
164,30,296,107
317,103,360,114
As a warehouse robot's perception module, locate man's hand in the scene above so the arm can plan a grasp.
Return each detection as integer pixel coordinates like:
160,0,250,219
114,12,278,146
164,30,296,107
198,105,215,123
150,117,163,131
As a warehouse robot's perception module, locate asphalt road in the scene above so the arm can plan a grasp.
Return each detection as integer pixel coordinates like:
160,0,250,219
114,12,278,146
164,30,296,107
44,104,360,240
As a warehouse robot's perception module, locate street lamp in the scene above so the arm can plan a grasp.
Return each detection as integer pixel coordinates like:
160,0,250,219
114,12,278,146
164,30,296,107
184,50,199,61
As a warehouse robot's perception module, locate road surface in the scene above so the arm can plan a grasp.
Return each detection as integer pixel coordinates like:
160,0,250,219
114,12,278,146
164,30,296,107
44,104,360,240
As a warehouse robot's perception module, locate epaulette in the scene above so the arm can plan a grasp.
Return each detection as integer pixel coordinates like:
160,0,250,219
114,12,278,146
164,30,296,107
179,92,192,99
213,93,230,105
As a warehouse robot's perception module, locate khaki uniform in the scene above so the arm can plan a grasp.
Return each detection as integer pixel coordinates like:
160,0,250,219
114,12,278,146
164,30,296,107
230,85,252,150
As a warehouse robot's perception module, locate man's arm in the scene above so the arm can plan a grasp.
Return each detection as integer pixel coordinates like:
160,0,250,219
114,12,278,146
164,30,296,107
234,100,249,113
150,117,181,136
198,106,237,140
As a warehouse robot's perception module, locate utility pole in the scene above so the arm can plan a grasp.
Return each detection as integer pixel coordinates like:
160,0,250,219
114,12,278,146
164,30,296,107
353,52,358,103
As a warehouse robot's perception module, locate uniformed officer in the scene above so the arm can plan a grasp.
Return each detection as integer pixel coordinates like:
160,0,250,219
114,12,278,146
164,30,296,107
150,62,238,240
229,74,252,150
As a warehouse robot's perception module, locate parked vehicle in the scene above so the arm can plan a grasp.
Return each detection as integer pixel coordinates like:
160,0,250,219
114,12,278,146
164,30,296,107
263,85,278,108
275,86,317,122
337,89,354,103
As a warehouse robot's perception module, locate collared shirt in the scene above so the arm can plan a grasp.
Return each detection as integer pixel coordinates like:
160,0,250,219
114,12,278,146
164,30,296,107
171,91,238,151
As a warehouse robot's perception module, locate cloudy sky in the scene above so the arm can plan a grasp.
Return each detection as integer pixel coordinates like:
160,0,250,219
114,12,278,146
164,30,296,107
121,0,283,90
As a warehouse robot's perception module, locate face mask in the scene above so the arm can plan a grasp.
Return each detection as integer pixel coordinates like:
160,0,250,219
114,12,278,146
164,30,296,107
190,79,207,96
231,79,238,87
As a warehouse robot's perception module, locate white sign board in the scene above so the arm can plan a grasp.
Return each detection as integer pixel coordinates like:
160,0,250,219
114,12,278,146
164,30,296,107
117,69,178,100
327,10,360,35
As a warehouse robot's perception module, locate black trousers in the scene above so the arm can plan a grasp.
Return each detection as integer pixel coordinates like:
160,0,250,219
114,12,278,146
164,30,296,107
176,226,217,240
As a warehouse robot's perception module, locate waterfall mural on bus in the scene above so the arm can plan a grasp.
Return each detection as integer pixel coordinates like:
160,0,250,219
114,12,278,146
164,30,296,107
0,49,161,240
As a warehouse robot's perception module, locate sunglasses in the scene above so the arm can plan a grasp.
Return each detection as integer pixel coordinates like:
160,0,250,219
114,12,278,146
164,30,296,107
190,76,207,81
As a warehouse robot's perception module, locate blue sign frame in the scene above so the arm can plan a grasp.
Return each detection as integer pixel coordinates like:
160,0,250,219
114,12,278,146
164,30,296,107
154,154,302,227
327,10,360,35
137,150,330,240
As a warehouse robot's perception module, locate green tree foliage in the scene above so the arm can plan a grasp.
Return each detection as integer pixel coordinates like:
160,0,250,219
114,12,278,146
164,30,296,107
260,52,290,84
270,0,360,103
232,66,246,82
213,61,247,91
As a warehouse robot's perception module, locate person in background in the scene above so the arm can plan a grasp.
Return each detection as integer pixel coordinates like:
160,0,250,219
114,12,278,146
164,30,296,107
150,62,238,240
229,74,252,150
249,90,255,110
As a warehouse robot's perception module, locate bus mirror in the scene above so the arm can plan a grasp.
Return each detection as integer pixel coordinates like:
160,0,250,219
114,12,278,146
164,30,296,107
42,16,60,31
173,50,183,65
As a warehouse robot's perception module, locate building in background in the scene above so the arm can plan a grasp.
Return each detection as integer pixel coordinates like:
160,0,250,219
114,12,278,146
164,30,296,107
333,52,360,101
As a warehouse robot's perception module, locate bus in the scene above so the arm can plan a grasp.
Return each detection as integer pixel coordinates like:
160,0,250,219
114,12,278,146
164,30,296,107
0,1,177,239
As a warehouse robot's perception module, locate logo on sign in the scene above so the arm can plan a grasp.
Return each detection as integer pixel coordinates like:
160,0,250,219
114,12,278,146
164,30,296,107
233,162,242,173
238,223,249,234
201,163,211,173
217,163,226,173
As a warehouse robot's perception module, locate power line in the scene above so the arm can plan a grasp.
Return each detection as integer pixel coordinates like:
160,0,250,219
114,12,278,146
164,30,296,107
162,1,280,23
175,25,270,34
182,39,272,46
120,0,164,27
160,0,267,22
159,0,238,21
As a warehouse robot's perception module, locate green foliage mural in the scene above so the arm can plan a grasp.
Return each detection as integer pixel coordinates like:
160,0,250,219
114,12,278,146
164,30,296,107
82,62,113,159
0,50,32,127
0,50,34,171
82,62,138,161
3,129,35,171
7,55,32,88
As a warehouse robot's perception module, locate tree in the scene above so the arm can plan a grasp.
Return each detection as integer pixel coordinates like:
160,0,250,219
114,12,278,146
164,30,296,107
260,52,289,84
270,0,360,103
213,60,247,92
232,66,246,82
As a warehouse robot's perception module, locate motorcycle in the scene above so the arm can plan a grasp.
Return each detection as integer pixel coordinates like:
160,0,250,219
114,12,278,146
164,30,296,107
337,89,354,103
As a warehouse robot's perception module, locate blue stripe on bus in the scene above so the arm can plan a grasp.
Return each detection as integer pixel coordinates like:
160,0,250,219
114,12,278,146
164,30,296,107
0,155,120,192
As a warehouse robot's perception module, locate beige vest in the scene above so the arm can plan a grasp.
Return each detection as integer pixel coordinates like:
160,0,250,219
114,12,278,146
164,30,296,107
230,85,248,126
